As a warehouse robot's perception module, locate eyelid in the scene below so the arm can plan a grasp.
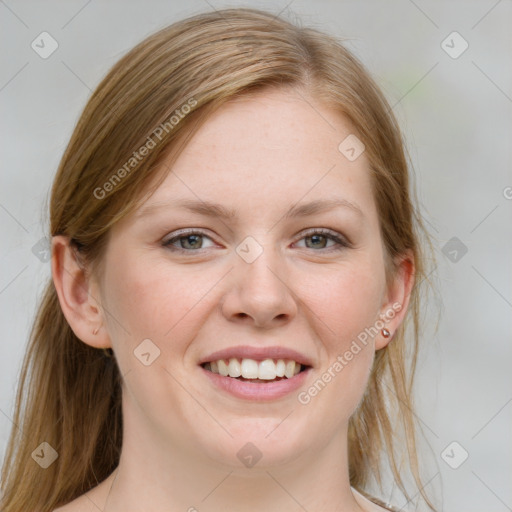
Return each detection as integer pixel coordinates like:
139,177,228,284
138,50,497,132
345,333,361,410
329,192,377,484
162,227,351,253
297,227,352,248
162,228,218,250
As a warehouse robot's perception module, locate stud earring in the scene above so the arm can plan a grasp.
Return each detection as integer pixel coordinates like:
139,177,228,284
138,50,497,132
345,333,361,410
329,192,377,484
381,328,391,338
92,326,99,335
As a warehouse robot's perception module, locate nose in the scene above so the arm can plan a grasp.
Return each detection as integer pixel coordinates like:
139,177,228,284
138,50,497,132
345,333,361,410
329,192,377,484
221,244,297,329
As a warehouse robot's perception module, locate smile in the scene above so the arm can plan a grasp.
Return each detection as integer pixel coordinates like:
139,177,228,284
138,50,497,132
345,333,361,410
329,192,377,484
200,358,312,401
202,358,307,381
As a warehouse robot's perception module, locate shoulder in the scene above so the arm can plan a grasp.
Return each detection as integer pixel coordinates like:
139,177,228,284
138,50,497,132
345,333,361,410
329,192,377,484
351,486,402,512
52,495,97,512
52,473,115,512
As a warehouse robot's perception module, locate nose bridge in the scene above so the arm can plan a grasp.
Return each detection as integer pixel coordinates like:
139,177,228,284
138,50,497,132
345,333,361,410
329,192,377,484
223,235,296,326
238,236,288,299
244,245,283,293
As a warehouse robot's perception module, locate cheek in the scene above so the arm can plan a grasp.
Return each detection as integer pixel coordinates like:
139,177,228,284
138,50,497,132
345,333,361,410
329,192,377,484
293,256,385,417
300,258,386,348
100,254,220,353
101,258,163,338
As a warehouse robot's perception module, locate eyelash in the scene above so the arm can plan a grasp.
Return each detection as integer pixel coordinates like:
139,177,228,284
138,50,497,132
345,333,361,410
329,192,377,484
162,228,351,254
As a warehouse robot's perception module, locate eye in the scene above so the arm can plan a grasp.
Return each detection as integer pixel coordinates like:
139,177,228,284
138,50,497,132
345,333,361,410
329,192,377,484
162,228,351,254
162,230,216,252
294,228,350,251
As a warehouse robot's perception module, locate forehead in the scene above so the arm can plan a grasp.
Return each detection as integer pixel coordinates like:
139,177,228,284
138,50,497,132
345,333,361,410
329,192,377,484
139,88,378,224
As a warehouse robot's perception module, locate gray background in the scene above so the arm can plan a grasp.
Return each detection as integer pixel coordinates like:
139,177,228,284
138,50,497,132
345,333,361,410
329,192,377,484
1,1,511,511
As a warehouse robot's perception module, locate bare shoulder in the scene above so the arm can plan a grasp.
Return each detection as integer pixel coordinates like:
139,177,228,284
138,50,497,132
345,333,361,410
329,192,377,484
351,486,401,512
52,473,115,512
52,494,98,512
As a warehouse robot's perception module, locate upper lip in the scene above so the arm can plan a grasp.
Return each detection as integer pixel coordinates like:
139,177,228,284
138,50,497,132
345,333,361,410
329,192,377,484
199,345,314,367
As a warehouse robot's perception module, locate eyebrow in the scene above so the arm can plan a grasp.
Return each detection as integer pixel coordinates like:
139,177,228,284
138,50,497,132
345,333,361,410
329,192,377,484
137,197,364,220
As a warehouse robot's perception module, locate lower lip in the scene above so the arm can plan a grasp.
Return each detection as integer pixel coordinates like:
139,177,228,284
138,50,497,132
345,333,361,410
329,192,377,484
200,366,311,401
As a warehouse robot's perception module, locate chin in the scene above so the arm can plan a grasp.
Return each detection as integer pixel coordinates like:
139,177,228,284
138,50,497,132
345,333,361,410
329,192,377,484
197,422,308,470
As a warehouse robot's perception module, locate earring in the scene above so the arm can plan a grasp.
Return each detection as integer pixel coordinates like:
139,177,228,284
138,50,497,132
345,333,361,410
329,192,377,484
381,328,391,338
92,326,99,335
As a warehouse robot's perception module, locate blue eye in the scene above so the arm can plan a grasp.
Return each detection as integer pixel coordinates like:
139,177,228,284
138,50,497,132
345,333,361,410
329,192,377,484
162,228,350,253
162,230,216,251
296,228,350,251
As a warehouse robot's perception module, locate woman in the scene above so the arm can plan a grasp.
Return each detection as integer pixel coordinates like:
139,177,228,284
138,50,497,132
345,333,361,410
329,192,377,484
1,8,438,512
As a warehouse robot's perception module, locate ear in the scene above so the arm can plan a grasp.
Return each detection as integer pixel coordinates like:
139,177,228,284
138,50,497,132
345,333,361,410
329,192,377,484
375,249,415,350
51,235,111,349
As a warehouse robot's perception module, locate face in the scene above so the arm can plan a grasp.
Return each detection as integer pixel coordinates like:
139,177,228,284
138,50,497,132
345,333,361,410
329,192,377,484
95,87,400,469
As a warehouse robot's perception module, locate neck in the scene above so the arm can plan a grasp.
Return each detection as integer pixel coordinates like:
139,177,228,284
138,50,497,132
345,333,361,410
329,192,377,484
93,402,365,511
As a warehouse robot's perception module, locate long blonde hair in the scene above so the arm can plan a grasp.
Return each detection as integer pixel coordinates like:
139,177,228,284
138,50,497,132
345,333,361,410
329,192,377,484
1,8,438,511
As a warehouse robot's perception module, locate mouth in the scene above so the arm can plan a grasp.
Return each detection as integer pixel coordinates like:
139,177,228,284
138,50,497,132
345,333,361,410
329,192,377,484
198,346,314,400
201,358,311,383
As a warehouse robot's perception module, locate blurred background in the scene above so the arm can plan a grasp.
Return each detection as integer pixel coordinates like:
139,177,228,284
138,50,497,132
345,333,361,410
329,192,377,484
1,1,511,510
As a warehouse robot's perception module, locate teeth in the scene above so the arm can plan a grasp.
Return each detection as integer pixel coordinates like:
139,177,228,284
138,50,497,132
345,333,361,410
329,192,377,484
217,359,229,377
258,359,276,380
205,358,303,380
228,358,241,377
285,360,296,378
276,359,286,377
241,359,259,379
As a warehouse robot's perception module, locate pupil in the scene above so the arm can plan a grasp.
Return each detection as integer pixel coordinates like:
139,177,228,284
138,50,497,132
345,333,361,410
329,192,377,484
183,234,201,249
307,235,326,249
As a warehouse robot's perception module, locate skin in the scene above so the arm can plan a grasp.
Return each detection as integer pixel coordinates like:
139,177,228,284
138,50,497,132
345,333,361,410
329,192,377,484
52,87,414,512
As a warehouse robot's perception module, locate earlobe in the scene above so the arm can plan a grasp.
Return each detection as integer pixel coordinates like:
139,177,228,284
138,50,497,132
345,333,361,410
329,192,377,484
375,250,415,350
51,236,111,349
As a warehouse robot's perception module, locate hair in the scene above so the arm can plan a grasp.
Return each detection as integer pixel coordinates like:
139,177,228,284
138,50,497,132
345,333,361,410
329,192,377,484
1,7,438,512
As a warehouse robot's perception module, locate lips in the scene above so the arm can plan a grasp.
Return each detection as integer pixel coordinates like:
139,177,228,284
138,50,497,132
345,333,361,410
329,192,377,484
198,345,314,400
200,362,312,401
